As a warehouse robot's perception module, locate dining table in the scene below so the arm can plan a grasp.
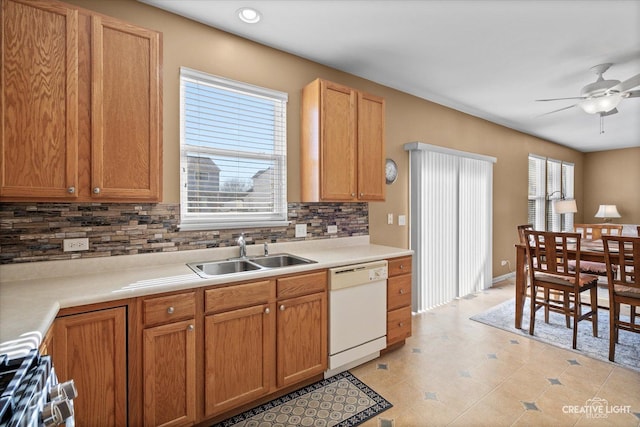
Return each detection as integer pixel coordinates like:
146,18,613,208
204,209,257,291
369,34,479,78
514,238,609,329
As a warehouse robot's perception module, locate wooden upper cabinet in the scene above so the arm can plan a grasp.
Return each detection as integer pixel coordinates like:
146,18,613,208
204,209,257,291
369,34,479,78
0,0,162,202
301,78,385,202
0,0,79,199
91,15,161,200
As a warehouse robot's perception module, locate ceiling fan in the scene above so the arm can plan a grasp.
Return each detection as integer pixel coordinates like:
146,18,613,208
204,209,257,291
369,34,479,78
537,63,640,117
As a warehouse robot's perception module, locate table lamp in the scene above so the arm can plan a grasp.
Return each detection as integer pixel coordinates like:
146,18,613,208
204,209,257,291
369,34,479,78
594,204,620,222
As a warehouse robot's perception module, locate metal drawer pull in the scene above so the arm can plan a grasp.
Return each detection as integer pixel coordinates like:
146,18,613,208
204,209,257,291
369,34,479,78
187,324,194,331
167,306,175,314
67,186,75,194
93,187,101,194
279,305,285,311
399,264,405,270
399,322,404,327
264,307,270,314
399,289,405,294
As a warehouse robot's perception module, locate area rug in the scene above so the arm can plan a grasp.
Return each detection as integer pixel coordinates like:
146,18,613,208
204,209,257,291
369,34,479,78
470,298,640,372
212,371,392,427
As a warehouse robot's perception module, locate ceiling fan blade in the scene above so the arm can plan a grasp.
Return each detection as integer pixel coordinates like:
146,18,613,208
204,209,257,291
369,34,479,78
624,90,640,98
537,104,577,117
609,73,640,93
535,96,586,102
600,108,618,117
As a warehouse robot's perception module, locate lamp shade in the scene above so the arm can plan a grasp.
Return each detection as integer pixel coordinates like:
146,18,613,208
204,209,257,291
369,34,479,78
554,199,577,214
578,93,622,114
594,204,621,219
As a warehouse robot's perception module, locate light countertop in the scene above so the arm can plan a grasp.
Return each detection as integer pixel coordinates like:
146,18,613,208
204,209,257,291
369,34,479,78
0,236,412,354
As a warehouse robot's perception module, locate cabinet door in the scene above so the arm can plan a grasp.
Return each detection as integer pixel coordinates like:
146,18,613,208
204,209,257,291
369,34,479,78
357,92,385,200
91,15,161,200
204,303,275,417
53,307,127,427
143,319,196,427
320,80,357,200
277,292,327,388
0,0,79,199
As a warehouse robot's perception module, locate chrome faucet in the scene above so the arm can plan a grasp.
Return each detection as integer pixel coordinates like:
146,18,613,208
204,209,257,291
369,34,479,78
264,242,269,256
237,233,247,258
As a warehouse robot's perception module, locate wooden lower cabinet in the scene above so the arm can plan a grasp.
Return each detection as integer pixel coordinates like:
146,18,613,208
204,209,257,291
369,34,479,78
386,256,413,347
204,303,275,417
53,306,127,427
276,292,327,388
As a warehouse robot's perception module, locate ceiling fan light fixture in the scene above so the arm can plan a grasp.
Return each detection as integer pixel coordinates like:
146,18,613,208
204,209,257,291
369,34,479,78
578,93,622,114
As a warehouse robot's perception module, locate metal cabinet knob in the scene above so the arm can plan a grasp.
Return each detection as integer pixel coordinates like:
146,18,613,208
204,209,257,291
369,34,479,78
67,186,75,194
399,264,405,270
264,307,270,314
279,305,285,311
93,187,101,194
167,306,174,314
187,324,194,331
351,193,355,197
360,192,364,196
399,322,404,327
399,288,405,294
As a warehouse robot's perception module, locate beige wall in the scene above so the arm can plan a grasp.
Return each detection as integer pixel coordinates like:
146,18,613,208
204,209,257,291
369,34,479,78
68,0,596,277
584,147,640,225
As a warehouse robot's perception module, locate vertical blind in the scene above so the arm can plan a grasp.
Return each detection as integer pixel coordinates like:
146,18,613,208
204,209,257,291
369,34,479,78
405,143,495,312
179,67,288,230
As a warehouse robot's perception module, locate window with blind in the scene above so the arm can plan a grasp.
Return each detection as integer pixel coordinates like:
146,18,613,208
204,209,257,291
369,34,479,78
528,154,574,232
179,68,288,230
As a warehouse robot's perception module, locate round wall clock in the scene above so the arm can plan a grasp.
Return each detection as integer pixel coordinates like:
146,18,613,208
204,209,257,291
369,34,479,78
385,158,398,185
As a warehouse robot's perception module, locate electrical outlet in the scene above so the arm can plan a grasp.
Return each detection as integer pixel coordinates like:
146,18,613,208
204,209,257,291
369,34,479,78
387,213,394,225
501,260,508,266
64,238,89,252
327,225,338,234
295,224,307,238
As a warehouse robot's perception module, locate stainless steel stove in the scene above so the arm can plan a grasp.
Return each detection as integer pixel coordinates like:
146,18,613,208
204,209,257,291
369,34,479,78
0,349,75,427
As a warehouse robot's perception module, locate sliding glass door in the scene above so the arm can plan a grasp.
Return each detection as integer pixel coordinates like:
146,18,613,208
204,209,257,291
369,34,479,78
405,143,495,313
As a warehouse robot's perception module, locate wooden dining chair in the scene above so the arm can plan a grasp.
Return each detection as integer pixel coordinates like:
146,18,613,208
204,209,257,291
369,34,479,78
602,235,640,361
523,230,599,349
571,224,623,277
517,224,570,326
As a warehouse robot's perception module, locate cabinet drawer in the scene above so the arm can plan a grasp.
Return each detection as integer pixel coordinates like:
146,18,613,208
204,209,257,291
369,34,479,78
143,292,195,326
387,275,411,311
205,280,274,314
387,306,411,345
388,256,412,277
277,271,327,299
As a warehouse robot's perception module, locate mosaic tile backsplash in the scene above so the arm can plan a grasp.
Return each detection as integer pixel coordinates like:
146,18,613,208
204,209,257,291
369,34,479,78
0,202,368,264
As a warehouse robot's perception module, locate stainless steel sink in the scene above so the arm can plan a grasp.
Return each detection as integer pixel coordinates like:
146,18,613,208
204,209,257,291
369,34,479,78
187,259,263,278
249,253,317,268
187,253,315,278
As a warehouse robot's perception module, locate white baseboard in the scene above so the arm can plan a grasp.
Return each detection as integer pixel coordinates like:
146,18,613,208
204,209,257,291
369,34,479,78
492,271,515,284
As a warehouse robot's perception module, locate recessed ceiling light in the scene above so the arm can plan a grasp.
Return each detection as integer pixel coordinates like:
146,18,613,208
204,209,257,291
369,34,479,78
237,7,261,24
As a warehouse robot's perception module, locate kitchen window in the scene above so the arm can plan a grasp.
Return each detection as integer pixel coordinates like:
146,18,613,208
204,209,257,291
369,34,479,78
528,154,574,232
179,67,288,230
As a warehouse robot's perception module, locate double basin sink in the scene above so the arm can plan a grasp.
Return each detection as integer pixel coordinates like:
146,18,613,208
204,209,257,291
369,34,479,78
187,253,316,278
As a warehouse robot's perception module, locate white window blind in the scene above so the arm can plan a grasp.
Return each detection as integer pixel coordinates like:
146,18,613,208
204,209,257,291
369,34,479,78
179,67,288,230
405,142,495,312
527,154,574,232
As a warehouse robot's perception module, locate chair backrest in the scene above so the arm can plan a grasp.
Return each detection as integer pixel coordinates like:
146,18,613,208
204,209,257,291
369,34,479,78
602,235,640,291
517,224,533,244
523,230,582,285
574,223,623,240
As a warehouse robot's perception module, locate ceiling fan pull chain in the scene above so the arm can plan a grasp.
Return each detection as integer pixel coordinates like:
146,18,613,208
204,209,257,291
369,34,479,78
600,114,605,134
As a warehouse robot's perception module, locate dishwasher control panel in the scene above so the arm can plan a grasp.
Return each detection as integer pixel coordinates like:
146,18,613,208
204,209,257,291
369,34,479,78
328,260,388,290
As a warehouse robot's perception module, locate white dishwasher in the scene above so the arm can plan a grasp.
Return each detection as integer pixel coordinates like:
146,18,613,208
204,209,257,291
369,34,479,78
325,260,388,378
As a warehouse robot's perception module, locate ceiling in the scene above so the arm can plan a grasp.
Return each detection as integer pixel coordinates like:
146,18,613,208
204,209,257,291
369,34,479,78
140,0,640,153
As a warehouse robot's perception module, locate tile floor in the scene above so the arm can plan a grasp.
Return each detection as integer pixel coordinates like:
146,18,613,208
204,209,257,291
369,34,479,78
352,279,640,427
